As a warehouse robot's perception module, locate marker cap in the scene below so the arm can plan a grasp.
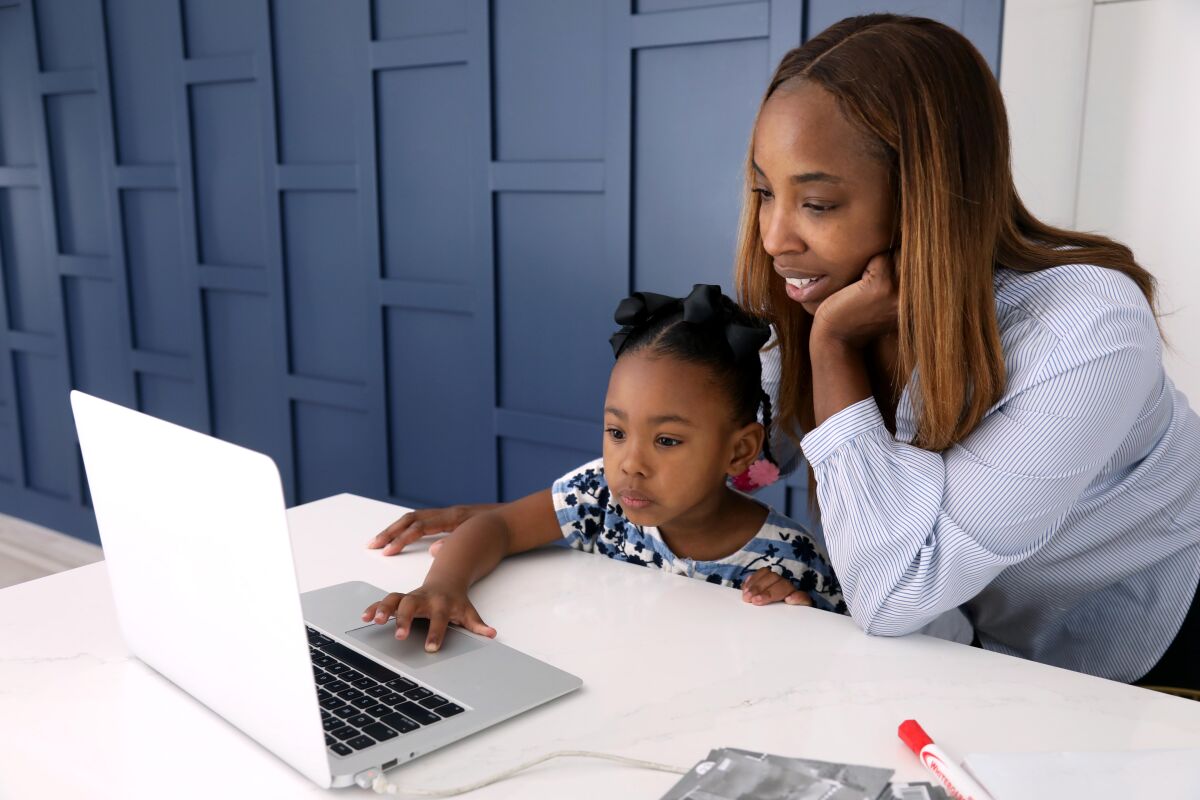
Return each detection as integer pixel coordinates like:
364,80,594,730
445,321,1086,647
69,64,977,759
898,719,933,756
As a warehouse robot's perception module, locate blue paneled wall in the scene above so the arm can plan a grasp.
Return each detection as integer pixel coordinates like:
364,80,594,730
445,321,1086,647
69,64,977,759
0,0,1002,543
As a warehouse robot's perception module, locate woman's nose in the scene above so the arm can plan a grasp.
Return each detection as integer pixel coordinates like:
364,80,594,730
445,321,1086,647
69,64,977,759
760,204,805,258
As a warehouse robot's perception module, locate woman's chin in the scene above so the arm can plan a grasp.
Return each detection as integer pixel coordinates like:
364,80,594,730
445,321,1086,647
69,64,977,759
781,279,832,315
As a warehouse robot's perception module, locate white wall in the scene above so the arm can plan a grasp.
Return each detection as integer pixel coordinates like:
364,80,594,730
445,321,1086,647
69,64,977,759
1000,0,1094,229
1001,0,1200,405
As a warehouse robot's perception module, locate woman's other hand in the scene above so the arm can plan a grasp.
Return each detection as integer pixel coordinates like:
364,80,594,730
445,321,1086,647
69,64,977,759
361,585,497,652
367,504,497,556
811,250,898,349
741,567,813,607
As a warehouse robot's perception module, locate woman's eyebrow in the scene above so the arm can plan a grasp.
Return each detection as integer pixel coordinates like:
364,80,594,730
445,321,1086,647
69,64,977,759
752,160,842,185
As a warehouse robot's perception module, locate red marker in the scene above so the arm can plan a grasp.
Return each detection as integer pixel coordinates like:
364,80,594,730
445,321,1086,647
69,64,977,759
898,720,994,800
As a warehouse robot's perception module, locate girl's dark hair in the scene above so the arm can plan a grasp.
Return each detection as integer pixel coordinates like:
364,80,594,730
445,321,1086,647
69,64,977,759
609,284,776,465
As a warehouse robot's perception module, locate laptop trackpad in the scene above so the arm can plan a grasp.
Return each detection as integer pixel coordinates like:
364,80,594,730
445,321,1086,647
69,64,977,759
344,619,485,672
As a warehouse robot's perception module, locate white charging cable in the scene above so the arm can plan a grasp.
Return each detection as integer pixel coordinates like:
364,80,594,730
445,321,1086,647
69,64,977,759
353,750,689,796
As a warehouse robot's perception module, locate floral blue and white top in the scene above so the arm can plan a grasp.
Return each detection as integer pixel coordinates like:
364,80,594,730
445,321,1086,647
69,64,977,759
551,459,847,613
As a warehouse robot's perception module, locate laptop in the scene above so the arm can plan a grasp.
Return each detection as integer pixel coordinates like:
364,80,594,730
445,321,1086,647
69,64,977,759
69,390,582,789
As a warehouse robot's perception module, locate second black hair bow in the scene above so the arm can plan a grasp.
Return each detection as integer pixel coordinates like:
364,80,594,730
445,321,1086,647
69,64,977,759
608,291,677,357
609,284,770,362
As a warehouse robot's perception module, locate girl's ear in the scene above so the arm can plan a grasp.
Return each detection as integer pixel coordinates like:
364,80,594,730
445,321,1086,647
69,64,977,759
728,421,766,475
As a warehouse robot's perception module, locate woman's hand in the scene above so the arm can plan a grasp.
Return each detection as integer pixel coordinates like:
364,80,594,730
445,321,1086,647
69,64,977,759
367,504,498,556
811,250,898,349
741,567,813,607
362,584,497,652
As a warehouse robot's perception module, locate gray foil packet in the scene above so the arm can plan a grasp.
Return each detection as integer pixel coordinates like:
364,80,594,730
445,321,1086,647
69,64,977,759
659,747,894,800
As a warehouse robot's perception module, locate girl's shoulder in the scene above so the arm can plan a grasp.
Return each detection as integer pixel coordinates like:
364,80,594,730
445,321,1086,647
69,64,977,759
729,507,823,557
713,508,836,584
551,457,608,499
755,508,818,544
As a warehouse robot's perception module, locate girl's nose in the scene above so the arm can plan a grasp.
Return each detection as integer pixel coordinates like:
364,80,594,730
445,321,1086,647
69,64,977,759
620,445,649,477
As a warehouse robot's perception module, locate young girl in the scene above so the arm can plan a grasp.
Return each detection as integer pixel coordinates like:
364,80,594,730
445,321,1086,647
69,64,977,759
364,284,845,652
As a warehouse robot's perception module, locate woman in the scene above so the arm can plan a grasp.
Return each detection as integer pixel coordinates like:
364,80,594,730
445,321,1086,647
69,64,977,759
373,15,1200,688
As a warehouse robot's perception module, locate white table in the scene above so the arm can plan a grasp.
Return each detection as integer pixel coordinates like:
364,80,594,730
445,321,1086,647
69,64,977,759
2,493,1198,798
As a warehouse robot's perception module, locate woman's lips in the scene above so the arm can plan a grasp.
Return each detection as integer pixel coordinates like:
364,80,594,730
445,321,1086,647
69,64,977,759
783,275,825,303
618,491,652,510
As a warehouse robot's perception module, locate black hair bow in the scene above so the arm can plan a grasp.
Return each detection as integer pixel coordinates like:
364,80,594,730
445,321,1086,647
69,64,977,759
608,284,770,362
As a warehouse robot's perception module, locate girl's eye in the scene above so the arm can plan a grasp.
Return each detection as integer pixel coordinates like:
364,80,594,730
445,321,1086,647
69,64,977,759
803,202,835,214
656,436,682,448
752,187,773,201
605,427,625,441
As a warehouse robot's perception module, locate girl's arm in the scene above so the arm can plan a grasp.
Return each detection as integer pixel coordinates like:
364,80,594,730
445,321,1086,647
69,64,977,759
368,503,504,556
362,489,562,652
421,489,561,590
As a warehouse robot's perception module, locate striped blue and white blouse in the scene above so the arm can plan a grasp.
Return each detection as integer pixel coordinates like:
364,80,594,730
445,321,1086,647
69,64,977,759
763,263,1200,681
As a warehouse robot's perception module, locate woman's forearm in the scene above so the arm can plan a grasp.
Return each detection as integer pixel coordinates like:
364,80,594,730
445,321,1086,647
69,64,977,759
810,331,873,427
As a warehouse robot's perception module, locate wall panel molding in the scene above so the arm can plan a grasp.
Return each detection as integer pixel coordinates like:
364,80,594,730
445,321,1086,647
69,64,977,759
36,69,97,95
630,1,770,48
276,164,357,191
182,55,257,85
286,374,368,411
0,0,1004,540
490,161,605,193
495,408,597,453
369,33,469,70
0,168,38,187
113,165,177,189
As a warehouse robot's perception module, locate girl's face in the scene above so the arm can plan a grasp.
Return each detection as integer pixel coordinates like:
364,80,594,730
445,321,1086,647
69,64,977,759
602,351,760,531
752,81,895,315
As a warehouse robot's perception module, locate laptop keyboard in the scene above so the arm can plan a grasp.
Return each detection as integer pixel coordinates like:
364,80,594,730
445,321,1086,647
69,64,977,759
307,626,466,758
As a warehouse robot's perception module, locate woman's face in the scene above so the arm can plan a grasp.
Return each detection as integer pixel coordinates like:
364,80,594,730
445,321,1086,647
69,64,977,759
752,81,895,316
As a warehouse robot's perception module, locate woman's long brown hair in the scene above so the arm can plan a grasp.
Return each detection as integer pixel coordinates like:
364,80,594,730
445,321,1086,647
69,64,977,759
736,14,1156,454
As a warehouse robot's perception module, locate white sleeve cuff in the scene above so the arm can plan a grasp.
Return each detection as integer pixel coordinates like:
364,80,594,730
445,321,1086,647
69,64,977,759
800,397,888,467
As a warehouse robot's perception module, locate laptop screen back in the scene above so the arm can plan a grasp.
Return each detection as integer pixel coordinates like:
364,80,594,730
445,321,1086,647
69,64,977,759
70,391,332,788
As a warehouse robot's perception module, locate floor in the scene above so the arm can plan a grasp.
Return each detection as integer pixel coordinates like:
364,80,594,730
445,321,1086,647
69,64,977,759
0,512,102,590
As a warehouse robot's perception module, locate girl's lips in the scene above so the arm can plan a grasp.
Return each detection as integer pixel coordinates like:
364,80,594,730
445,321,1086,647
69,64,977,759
619,491,652,510
783,274,826,304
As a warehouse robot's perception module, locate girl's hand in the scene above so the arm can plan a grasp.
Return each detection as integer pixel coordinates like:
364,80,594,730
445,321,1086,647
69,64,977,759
362,584,497,652
367,504,496,556
811,250,898,349
741,567,813,607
